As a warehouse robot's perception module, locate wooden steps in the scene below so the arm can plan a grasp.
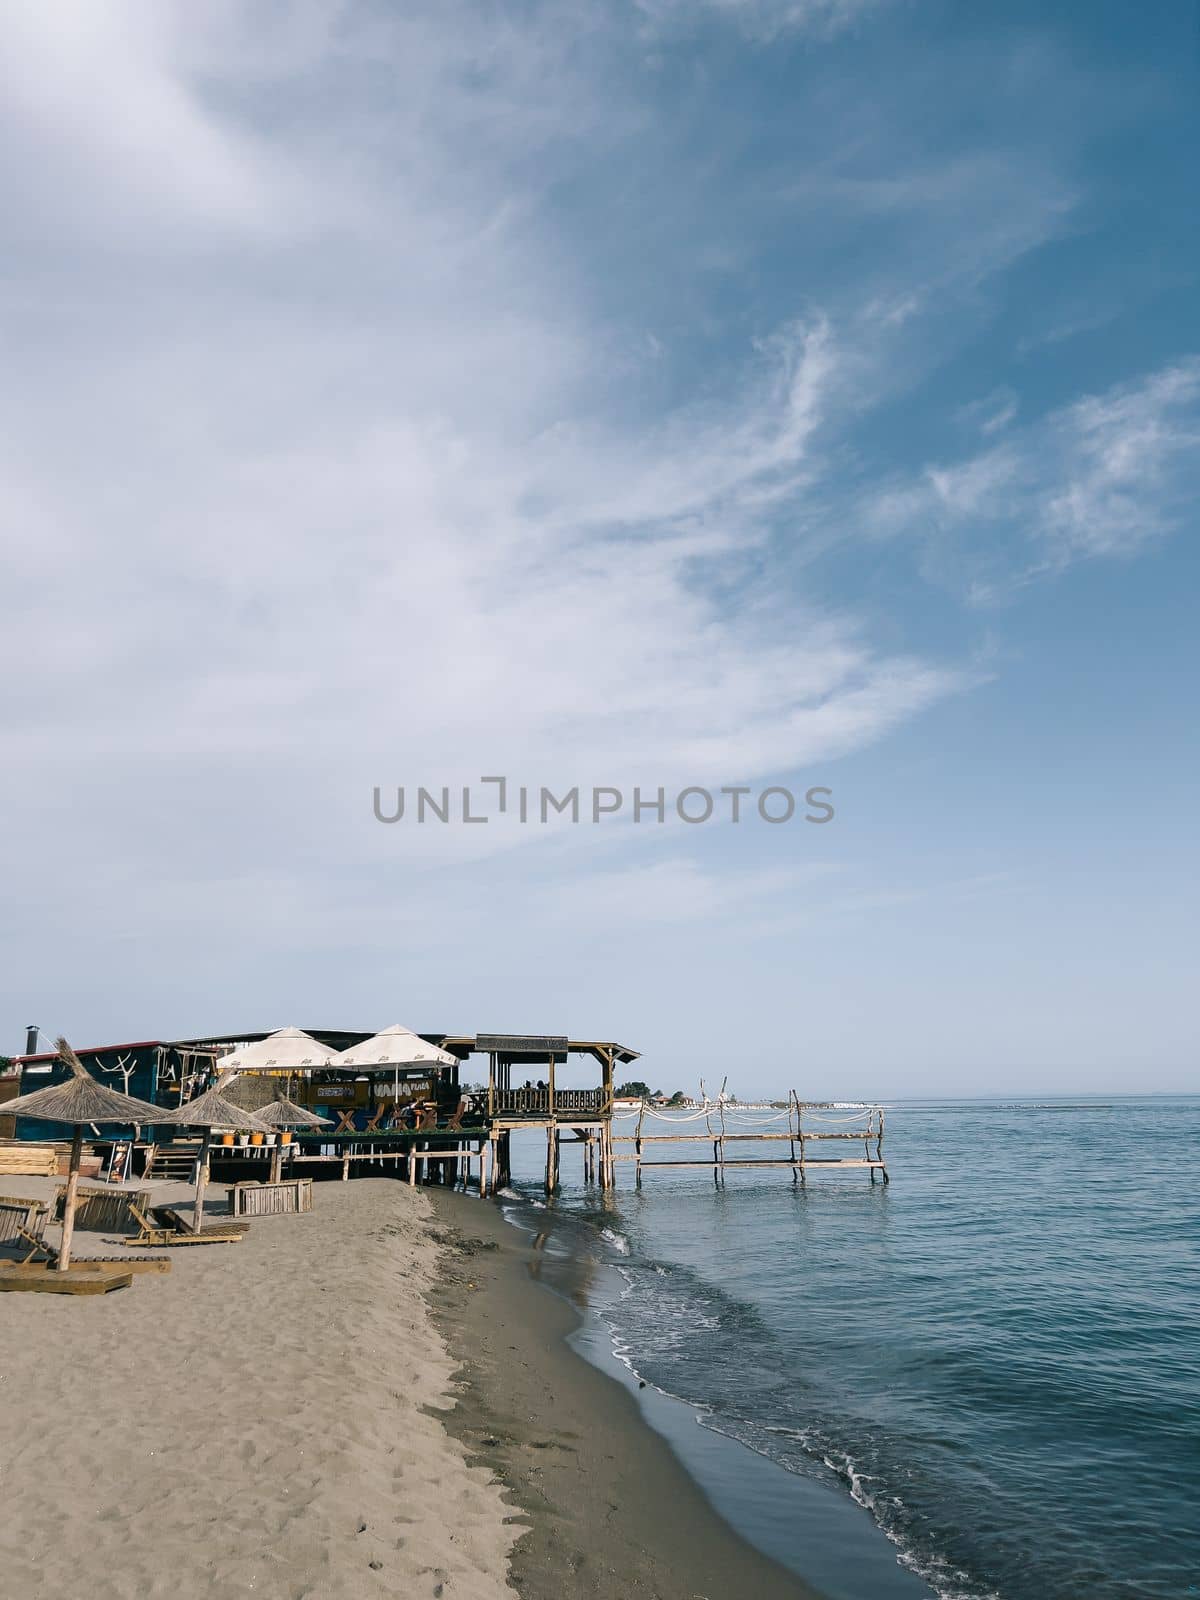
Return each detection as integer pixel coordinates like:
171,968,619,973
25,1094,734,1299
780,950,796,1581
144,1145,201,1180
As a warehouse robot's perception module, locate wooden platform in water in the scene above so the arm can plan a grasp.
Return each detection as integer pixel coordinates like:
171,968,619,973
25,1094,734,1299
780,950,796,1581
0,1265,133,1294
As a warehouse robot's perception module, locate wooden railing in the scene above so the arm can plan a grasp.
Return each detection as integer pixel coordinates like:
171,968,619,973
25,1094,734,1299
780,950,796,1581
492,1087,607,1117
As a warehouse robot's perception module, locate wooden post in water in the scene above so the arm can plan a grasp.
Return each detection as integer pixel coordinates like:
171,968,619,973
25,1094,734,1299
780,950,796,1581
598,1122,614,1189
878,1109,888,1184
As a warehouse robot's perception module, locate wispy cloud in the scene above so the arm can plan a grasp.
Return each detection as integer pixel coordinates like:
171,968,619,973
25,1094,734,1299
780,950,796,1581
956,388,1019,438
636,0,885,38
865,360,1200,600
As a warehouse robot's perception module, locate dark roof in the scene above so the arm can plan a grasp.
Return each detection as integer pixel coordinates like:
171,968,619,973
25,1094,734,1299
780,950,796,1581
17,1038,171,1065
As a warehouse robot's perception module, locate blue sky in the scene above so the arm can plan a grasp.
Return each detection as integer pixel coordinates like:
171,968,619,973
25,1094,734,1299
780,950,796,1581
1,1,1196,1095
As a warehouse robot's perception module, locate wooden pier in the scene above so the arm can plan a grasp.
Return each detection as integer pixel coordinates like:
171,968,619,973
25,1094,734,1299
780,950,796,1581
612,1092,888,1187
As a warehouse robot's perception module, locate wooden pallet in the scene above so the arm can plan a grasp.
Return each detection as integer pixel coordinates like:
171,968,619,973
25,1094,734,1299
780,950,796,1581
2,1257,170,1276
54,1185,152,1233
0,1197,49,1244
227,1178,313,1216
0,1267,133,1294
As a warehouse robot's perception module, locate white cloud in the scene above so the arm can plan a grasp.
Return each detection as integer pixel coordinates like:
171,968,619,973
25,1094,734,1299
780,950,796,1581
0,0,970,956
636,0,884,39
1038,362,1200,563
864,360,1200,599
0,6,313,237
956,388,1019,438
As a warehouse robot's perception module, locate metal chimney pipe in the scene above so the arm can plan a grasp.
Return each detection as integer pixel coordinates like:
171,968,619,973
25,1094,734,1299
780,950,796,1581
25,1025,39,1056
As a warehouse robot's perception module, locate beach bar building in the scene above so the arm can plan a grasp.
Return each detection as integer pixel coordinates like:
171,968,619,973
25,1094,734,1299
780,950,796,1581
2,1026,641,1194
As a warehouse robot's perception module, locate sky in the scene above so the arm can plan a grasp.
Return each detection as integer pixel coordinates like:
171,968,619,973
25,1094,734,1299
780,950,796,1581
1,1,1197,1097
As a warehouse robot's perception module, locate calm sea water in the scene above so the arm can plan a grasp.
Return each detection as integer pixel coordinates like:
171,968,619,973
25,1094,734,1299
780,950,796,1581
500,1097,1200,1600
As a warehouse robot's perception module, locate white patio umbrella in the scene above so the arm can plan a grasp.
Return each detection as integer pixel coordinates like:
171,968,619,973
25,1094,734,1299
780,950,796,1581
214,1027,341,1074
330,1024,457,1070
330,1025,459,1108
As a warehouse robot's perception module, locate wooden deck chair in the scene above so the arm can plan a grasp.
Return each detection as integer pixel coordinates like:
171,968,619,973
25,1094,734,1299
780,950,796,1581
151,1205,250,1238
127,1203,243,1247
16,1225,58,1266
444,1097,469,1131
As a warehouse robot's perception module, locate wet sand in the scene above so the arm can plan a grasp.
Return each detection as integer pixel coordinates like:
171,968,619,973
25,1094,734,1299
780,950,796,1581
428,1186,822,1600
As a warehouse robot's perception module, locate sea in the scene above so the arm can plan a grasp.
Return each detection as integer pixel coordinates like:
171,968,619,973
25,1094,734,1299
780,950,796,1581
496,1096,1200,1600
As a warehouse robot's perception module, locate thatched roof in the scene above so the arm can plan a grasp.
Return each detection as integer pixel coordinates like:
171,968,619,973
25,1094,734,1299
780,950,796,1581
155,1084,275,1132
3,1037,163,1125
253,1097,334,1130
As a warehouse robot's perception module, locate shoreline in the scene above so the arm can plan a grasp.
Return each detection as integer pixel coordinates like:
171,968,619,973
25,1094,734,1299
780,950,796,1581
428,1186,823,1600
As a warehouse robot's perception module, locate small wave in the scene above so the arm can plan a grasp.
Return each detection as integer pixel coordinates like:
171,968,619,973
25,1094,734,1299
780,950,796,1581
600,1226,630,1254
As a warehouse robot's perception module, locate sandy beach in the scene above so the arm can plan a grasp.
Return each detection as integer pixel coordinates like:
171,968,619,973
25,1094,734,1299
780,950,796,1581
0,1178,516,1600
0,1175,817,1600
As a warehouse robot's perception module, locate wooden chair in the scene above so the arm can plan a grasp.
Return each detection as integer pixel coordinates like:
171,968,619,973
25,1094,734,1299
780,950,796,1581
16,1225,56,1265
127,1203,244,1247
151,1205,250,1238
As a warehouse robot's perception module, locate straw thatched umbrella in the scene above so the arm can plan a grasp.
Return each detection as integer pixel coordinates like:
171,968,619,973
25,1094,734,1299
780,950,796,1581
1,1037,162,1271
155,1084,274,1228
253,1097,333,1182
254,1097,333,1130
